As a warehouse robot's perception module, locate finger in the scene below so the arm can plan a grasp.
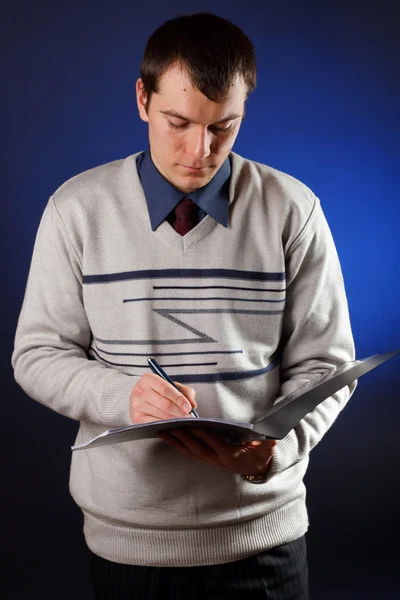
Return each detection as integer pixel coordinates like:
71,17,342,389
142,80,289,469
158,431,197,458
150,376,194,414
131,395,190,423
160,431,223,470
133,375,193,417
134,413,173,424
131,391,190,421
169,429,218,462
132,404,191,423
247,439,277,448
186,428,231,452
172,381,197,409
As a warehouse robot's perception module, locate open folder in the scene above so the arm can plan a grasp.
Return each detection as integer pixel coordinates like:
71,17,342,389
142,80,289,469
72,350,399,451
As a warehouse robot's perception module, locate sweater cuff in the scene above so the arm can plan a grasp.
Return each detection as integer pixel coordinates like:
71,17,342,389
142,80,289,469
269,431,299,477
100,374,137,427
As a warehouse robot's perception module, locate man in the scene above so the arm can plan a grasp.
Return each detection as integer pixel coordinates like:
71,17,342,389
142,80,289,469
12,12,355,599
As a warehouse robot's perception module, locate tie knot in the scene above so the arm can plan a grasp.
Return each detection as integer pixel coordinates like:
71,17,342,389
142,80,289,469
172,198,199,235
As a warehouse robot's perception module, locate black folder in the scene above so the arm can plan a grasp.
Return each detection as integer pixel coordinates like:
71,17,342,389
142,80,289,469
72,351,399,451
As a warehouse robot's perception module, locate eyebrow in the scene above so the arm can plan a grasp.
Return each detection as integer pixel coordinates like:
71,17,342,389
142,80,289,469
159,109,245,125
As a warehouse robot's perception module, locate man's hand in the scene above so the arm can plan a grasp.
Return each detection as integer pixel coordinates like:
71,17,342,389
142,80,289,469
158,427,277,476
130,373,197,423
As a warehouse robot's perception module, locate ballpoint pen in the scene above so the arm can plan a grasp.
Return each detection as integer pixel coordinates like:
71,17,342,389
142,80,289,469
147,357,200,418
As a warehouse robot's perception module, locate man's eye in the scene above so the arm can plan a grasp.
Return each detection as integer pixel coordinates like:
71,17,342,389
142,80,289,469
212,124,233,133
168,121,188,130
168,121,232,133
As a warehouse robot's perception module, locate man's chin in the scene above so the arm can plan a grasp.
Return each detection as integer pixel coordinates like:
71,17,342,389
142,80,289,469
169,174,209,194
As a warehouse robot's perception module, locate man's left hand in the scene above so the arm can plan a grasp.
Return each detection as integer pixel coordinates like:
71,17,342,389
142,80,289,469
158,427,277,476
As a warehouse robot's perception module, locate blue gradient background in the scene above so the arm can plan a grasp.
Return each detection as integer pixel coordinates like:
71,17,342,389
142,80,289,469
2,1,399,598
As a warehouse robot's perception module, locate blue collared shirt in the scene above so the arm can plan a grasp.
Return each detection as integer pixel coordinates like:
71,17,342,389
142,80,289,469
136,149,231,231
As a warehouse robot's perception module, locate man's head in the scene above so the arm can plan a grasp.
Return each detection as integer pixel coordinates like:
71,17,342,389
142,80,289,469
136,13,256,195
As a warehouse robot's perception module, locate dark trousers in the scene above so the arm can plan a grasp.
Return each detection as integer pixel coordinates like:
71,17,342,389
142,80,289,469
89,535,309,600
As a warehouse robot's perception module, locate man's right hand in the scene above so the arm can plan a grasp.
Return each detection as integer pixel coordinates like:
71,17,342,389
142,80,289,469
129,373,197,424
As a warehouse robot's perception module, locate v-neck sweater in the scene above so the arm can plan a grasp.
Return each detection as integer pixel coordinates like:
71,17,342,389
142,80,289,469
12,150,355,567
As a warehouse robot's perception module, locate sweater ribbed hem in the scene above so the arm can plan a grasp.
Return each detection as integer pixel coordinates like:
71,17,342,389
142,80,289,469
83,498,308,567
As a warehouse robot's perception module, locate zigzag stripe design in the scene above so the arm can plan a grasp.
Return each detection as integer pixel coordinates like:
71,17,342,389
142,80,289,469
95,308,282,346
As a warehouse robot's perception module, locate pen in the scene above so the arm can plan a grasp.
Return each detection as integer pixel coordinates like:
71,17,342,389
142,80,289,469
147,357,199,418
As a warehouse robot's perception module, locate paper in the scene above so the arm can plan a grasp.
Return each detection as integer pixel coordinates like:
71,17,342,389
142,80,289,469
72,350,399,451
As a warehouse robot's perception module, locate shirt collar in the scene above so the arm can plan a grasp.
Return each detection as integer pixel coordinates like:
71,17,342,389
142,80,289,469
136,149,231,231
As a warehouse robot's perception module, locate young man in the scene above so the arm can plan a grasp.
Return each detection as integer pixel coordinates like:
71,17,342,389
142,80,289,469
12,12,355,599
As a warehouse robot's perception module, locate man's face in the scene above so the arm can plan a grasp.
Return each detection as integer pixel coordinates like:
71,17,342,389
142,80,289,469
136,64,247,195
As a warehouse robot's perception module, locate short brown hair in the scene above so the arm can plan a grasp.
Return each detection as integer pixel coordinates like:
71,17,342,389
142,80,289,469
139,12,257,112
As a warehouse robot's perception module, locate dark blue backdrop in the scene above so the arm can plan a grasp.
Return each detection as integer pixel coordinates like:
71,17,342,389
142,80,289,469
2,1,399,598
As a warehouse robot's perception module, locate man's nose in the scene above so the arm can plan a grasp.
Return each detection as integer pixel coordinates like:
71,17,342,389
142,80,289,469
185,127,212,159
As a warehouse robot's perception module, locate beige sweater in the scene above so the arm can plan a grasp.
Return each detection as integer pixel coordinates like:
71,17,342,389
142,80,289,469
12,151,355,566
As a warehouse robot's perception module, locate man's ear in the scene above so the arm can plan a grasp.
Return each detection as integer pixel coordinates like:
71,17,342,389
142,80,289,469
136,78,149,123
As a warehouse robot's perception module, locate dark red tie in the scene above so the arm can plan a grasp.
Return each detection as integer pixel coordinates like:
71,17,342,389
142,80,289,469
171,198,199,235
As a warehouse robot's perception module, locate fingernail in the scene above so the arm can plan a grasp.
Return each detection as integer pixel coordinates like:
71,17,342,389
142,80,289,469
183,401,191,413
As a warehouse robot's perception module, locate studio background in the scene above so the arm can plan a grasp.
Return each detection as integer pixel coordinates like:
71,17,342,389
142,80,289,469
2,1,399,598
